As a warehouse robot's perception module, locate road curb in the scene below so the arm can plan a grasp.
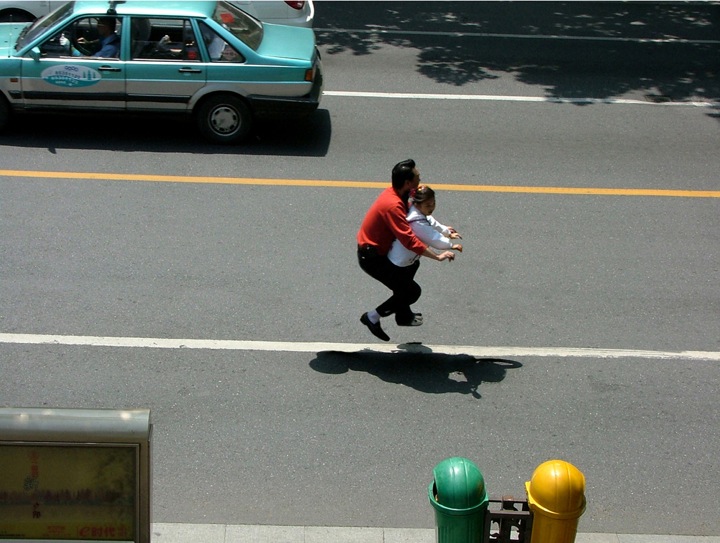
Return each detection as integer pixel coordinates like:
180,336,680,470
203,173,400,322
151,523,720,543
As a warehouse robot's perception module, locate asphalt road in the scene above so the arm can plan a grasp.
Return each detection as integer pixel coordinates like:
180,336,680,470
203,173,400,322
1,1,719,536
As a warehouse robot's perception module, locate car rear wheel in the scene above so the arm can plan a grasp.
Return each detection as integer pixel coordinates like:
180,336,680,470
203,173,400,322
0,96,10,132
196,95,252,144
0,10,35,23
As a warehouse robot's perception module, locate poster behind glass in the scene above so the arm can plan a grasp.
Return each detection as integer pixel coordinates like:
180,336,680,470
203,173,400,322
0,444,137,541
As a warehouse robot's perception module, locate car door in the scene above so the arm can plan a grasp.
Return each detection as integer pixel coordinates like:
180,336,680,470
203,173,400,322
125,17,206,112
19,15,125,110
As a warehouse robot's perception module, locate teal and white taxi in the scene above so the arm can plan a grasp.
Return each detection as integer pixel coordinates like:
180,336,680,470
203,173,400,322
0,0,323,143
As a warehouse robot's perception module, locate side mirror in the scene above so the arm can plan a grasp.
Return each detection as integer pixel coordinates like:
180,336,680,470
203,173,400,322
29,47,41,61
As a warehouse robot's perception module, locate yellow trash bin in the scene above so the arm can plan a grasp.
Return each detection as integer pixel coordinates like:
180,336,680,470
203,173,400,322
525,460,586,543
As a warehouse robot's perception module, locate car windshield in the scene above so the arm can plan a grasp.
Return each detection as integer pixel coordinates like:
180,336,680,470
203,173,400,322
15,1,75,51
214,1,263,51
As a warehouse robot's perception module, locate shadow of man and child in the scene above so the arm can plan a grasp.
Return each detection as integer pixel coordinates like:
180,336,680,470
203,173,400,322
309,344,521,399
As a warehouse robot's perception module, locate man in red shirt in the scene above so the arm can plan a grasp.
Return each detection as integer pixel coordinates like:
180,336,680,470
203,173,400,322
357,159,455,341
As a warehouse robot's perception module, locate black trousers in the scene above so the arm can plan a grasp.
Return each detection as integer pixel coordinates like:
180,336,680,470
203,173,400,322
357,245,421,324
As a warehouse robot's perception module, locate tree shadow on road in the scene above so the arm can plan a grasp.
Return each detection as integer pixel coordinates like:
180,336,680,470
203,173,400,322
309,345,522,398
317,1,719,108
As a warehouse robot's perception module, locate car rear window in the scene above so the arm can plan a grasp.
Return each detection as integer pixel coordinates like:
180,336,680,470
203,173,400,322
213,1,263,51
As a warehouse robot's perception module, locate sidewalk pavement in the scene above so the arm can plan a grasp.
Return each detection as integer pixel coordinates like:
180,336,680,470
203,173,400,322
151,523,720,543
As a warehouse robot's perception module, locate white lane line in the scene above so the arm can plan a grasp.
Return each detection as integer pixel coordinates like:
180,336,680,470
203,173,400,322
323,90,719,107
1,333,718,361
317,27,720,45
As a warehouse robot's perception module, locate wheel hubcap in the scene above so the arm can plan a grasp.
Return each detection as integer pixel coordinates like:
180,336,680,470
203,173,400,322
210,106,240,135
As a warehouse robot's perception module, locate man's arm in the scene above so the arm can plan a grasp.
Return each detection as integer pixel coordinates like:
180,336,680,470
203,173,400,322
386,201,427,255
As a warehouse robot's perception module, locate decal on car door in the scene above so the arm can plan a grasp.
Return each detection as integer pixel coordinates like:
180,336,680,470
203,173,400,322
41,65,102,88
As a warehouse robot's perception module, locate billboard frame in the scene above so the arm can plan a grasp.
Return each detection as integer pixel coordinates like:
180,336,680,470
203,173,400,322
0,408,151,543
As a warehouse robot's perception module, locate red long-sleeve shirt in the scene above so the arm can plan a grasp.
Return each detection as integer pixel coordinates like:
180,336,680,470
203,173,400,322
357,187,427,256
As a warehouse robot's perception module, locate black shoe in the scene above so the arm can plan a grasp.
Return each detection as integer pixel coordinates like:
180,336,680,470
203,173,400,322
396,313,423,326
361,313,390,341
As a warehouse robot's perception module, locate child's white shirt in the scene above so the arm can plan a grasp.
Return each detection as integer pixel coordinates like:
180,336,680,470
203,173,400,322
388,205,454,267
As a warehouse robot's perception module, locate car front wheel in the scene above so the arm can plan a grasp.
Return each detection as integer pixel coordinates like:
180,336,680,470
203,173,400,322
196,95,252,144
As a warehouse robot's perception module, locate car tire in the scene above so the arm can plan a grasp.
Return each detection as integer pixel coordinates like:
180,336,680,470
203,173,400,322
0,10,35,23
196,95,252,144
0,96,10,132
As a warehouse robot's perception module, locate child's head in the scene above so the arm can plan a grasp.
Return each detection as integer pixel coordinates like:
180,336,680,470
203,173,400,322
411,185,436,216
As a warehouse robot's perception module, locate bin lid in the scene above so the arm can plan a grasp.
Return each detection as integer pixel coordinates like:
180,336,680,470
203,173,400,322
525,459,586,518
433,457,487,509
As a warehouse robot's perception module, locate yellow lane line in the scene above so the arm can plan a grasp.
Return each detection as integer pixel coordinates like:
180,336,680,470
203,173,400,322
1,169,719,198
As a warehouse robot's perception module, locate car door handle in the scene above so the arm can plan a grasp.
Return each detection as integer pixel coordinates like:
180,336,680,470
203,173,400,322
178,68,203,74
98,65,122,72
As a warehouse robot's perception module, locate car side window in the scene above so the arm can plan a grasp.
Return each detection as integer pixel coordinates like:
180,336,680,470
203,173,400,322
40,17,120,58
39,28,72,57
199,21,244,63
130,17,201,61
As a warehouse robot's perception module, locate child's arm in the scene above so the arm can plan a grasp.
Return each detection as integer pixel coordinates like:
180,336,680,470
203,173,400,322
427,215,461,239
411,220,462,252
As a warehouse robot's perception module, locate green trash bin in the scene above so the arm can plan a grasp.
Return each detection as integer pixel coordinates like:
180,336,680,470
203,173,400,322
428,457,489,543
